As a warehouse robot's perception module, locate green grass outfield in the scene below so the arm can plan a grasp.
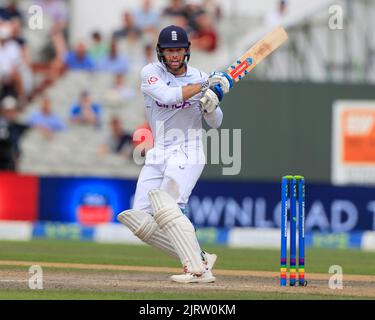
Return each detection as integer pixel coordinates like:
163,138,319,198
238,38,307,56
1,289,371,300
0,239,375,300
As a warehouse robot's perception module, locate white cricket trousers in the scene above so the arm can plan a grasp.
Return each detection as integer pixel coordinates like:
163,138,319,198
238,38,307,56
133,144,205,213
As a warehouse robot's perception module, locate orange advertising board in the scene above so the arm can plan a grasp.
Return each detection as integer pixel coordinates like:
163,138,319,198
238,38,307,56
341,108,375,164
332,100,375,185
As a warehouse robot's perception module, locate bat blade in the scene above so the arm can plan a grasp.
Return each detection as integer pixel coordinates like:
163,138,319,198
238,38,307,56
227,26,288,82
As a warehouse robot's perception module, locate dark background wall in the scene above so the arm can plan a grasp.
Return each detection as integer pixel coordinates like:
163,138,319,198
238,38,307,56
202,80,375,183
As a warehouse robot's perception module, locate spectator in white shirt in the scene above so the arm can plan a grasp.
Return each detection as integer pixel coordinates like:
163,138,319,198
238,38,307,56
105,73,136,105
264,0,288,27
0,20,23,100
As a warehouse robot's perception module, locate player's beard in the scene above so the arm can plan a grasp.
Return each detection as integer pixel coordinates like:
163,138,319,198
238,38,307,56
165,59,186,74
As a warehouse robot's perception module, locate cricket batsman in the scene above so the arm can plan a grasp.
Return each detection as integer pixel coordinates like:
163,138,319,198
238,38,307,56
117,25,232,283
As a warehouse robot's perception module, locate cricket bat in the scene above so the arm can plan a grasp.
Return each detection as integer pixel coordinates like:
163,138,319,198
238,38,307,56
226,26,289,83
200,26,288,107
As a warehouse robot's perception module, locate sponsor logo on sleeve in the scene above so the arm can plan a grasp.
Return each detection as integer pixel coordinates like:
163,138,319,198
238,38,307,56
147,76,159,85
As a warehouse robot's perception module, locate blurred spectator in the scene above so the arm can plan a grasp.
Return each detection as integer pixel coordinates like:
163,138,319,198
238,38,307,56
36,0,69,65
112,11,142,42
133,0,160,35
64,41,94,71
105,73,136,104
27,96,66,139
202,0,221,21
17,1,69,96
172,15,195,35
69,91,102,128
9,18,33,98
97,116,133,158
9,18,25,48
36,0,68,35
10,19,26,53
95,39,130,74
183,0,206,32
191,13,218,52
37,31,68,87
0,20,24,100
0,0,23,22
140,43,157,66
28,29,67,98
264,0,288,27
162,0,185,18
0,96,29,171
88,31,109,64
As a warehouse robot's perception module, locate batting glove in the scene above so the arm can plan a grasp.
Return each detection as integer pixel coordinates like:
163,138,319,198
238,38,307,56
199,84,223,114
208,71,233,94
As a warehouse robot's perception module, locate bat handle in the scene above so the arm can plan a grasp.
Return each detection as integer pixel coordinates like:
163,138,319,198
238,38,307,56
200,96,208,106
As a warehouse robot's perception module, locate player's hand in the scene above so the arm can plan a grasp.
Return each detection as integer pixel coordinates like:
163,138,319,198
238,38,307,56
200,85,223,114
208,72,233,94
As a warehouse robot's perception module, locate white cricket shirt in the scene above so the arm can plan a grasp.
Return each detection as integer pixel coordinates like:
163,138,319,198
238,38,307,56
140,62,223,149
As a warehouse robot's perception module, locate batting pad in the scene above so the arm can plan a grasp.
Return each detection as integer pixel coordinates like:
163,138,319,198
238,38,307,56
117,209,178,258
149,189,205,274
